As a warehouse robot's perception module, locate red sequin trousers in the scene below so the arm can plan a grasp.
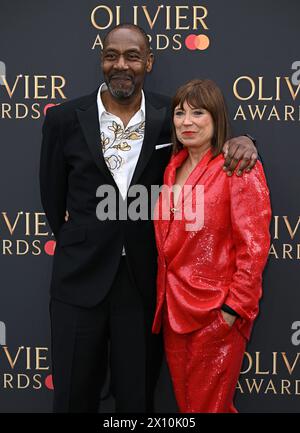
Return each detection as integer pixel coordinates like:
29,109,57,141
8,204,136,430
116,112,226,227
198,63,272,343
162,305,247,413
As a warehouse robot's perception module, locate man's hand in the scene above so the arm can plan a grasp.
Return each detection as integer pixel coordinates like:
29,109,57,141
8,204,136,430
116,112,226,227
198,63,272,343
222,136,257,177
221,310,236,327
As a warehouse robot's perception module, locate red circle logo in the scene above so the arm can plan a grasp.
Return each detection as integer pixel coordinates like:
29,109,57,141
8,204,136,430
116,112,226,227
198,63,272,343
45,374,54,390
44,240,56,255
44,103,59,116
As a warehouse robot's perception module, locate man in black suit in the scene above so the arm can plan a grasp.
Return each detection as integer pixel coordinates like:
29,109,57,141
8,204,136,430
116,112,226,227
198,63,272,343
40,24,258,413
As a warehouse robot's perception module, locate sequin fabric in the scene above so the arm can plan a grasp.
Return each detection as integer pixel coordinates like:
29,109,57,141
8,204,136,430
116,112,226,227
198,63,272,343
152,148,271,412
163,303,247,412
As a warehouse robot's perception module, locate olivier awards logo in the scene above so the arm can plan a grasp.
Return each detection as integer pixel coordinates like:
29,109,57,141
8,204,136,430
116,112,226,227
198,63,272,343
0,211,55,256
237,323,300,397
269,215,300,260
90,3,210,52
0,321,53,391
237,350,300,396
0,61,67,120
232,63,300,122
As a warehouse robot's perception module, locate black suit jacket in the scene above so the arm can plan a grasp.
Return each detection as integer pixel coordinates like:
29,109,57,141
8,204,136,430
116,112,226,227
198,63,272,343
40,89,172,308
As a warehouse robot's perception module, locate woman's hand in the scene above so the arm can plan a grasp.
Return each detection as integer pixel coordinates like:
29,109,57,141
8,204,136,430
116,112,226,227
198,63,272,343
221,310,237,327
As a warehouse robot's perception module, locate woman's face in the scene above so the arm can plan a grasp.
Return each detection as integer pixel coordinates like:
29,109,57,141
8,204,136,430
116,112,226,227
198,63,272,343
173,100,214,149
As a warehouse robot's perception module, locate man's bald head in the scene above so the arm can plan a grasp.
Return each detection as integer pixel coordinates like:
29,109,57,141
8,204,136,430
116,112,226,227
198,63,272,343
103,24,151,53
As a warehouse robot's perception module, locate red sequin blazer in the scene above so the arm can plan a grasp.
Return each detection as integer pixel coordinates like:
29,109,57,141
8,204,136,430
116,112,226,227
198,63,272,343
152,148,271,340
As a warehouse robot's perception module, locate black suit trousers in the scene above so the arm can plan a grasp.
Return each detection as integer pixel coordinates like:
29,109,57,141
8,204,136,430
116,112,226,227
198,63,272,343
50,256,163,413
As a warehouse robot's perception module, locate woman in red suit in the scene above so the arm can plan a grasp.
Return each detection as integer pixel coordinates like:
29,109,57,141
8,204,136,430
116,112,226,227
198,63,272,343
152,79,271,413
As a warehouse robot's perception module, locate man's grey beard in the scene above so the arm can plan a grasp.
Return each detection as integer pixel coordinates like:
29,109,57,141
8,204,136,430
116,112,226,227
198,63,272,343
107,81,135,100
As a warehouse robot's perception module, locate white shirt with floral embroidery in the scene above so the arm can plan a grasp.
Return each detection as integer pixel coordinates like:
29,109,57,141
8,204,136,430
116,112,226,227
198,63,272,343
97,83,146,256
97,83,145,200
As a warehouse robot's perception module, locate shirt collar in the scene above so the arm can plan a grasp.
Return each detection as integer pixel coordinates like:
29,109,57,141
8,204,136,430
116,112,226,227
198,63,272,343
97,82,145,119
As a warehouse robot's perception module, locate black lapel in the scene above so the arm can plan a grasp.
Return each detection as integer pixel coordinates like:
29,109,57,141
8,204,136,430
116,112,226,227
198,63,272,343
130,96,166,187
76,91,116,186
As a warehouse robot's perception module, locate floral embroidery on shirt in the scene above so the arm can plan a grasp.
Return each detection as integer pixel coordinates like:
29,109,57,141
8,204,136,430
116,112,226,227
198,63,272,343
101,120,145,174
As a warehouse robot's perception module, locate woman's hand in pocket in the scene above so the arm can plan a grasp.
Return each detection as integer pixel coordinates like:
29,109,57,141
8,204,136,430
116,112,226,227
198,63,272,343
221,310,236,327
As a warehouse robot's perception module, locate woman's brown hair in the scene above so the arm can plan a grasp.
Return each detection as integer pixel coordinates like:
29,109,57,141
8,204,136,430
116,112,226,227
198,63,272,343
172,79,231,156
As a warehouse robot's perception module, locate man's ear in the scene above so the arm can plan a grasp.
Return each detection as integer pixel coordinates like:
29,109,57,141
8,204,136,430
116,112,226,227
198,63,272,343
146,52,154,73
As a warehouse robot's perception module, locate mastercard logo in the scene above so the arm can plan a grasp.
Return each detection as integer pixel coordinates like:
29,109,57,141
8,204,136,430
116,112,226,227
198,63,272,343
45,374,54,390
185,34,210,51
43,103,60,116
44,240,56,256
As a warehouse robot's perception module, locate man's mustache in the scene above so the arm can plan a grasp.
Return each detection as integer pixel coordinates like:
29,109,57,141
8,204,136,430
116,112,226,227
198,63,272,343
109,74,134,82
